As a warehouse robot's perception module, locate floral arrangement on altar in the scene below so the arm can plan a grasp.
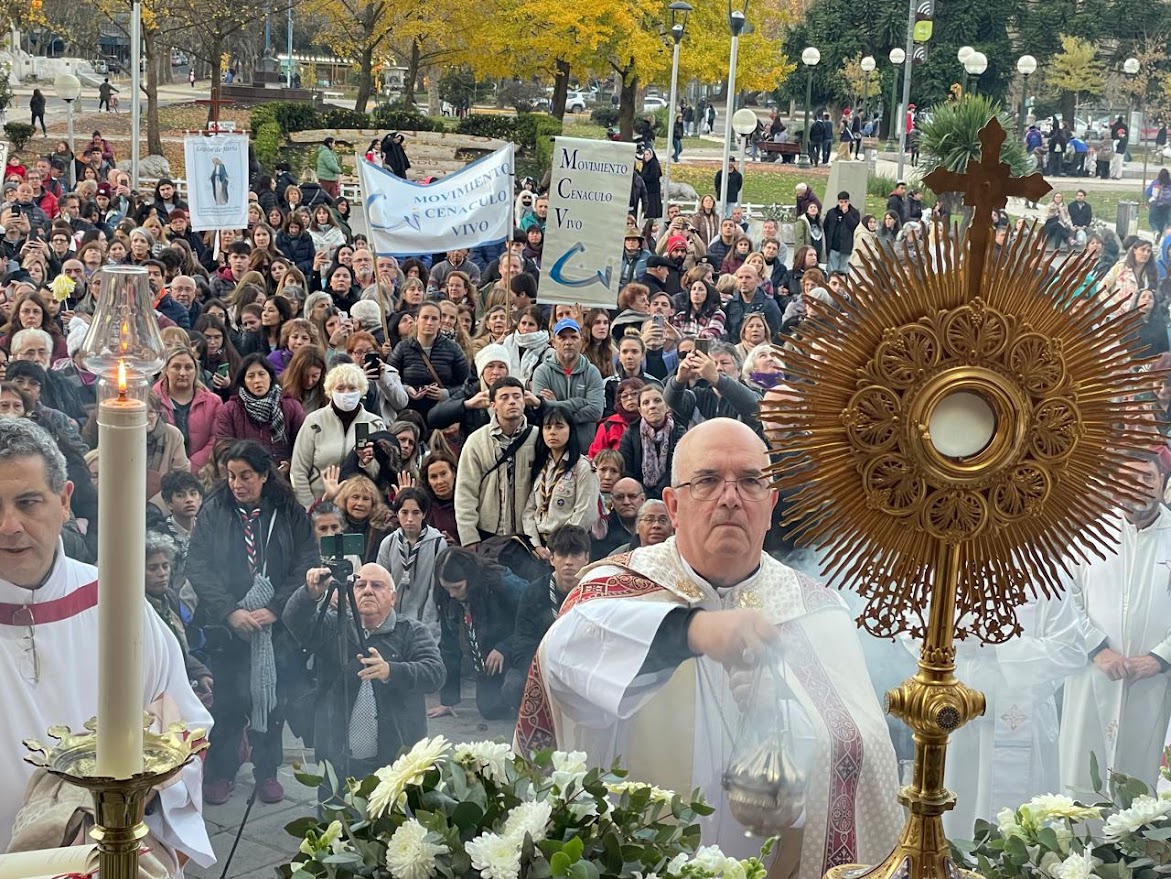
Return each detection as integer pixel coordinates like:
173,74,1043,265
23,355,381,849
954,754,1171,879
279,737,775,879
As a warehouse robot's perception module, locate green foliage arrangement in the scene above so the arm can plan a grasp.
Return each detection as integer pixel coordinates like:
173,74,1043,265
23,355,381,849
280,737,774,879
4,122,34,153
368,105,444,133
590,108,620,129
917,94,1031,178
956,754,1171,879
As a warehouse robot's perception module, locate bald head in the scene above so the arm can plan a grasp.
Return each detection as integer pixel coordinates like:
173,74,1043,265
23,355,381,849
611,477,646,524
354,562,397,627
671,418,769,486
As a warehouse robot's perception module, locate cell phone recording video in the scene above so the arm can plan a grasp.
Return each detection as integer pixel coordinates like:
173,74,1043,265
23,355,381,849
355,422,369,447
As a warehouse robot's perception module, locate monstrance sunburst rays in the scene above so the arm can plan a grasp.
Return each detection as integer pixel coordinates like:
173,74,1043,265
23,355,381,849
762,156,1161,645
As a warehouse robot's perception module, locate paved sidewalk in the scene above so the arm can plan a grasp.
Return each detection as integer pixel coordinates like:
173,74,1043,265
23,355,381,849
186,686,514,879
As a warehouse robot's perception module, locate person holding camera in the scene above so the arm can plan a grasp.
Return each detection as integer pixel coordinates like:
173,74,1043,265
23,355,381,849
282,561,444,784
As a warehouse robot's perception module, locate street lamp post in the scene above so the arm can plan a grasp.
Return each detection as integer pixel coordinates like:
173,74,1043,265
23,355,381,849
860,54,876,157
1123,56,1140,142
964,51,988,94
732,107,758,172
662,0,692,218
957,45,974,94
1016,54,1037,137
887,47,904,149
54,71,81,185
797,46,820,168
130,0,142,190
718,0,749,218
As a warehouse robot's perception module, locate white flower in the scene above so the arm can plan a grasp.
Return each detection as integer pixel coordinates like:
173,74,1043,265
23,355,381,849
385,819,449,879
455,741,515,783
1051,852,1099,879
694,846,730,874
666,853,689,875
367,736,452,818
1023,794,1102,823
1102,795,1171,841
466,832,523,879
550,750,589,793
605,780,677,803
722,858,748,879
1038,851,1063,878
997,807,1025,839
503,800,552,843
299,820,346,857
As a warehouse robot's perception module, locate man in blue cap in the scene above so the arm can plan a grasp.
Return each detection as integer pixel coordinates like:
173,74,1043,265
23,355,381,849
531,317,605,451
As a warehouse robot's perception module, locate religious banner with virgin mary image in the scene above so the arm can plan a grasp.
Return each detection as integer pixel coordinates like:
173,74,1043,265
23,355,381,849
183,133,249,231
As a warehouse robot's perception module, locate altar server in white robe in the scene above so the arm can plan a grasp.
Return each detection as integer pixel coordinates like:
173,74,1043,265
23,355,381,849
515,419,903,879
1059,452,1171,795
935,596,1082,839
0,418,214,871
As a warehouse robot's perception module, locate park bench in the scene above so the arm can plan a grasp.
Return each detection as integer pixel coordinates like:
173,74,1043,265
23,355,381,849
757,141,802,163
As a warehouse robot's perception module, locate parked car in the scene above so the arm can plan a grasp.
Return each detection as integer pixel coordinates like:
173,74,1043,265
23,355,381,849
643,95,668,112
91,58,109,75
566,90,590,113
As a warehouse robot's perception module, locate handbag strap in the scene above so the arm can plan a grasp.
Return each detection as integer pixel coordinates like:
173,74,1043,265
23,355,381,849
479,425,534,487
417,345,444,387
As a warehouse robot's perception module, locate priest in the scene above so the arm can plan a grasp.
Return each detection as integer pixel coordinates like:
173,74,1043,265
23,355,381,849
0,418,214,871
1059,452,1171,794
516,418,902,879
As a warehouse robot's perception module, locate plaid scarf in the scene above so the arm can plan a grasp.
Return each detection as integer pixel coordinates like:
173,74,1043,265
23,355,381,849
237,383,286,446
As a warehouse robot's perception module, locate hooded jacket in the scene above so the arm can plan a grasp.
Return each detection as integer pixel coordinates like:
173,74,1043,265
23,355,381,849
376,525,446,641
530,353,605,452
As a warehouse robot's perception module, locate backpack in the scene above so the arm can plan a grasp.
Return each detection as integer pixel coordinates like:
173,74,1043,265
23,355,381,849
1157,185,1171,207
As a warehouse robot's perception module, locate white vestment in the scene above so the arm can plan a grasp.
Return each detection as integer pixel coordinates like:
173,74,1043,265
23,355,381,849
1059,508,1171,795
939,596,1082,839
519,539,902,879
0,544,215,869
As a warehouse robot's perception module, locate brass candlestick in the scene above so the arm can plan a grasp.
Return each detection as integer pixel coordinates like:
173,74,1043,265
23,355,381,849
763,118,1161,879
25,718,208,879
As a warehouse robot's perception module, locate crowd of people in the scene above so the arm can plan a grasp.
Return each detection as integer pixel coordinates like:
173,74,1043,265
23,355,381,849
1,120,1171,873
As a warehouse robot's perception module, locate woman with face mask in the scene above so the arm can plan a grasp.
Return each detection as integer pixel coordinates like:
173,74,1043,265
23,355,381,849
290,362,387,507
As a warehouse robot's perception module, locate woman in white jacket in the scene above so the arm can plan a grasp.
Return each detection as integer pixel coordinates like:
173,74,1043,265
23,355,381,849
290,362,386,506
523,407,599,557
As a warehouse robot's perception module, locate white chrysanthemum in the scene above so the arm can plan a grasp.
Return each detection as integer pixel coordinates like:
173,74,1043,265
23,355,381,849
1102,795,1171,841
666,853,689,875
503,800,552,843
385,819,449,879
722,858,748,879
455,741,515,783
997,807,1025,839
367,736,452,818
466,832,523,879
1023,794,1102,823
1051,852,1099,879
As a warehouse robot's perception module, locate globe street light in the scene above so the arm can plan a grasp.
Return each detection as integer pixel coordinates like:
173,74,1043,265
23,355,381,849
662,0,692,216
732,107,758,170
718,0,750,217
860,55,876,139
957,45,974,93
887,47,905,148
54,71,81,180
1123,57,1140,144
1016,54,1037,137
798,46,820,168
964,50,988,93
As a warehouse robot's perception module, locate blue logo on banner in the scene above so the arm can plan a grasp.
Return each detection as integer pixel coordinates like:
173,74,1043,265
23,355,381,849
549,243,612,288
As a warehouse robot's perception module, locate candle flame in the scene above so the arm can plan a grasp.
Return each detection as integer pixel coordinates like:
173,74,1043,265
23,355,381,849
117,360,128,395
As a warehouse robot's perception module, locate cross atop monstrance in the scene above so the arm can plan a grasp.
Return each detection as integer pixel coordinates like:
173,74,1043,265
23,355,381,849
922,118,1052,298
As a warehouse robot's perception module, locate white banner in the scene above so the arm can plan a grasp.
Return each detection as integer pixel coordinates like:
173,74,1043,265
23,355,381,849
182,134,250,231
540,137,633,308
359,145,514,255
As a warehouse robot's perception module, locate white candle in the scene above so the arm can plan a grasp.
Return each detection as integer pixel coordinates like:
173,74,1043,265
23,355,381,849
95,364,147,778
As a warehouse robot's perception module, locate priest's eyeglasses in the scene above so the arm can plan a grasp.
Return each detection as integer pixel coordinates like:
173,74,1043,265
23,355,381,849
674,475,772,501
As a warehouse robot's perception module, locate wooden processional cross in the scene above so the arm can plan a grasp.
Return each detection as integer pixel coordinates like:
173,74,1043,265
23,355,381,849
922,118,1052,298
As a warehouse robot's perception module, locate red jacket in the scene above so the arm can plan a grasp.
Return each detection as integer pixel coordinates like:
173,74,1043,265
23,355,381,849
588,412,635,458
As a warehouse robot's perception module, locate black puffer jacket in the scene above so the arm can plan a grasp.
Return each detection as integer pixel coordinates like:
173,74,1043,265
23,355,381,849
387,335,470,420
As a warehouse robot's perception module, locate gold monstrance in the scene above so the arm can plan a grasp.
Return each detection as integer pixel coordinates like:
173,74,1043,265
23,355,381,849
761,118,1161,879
